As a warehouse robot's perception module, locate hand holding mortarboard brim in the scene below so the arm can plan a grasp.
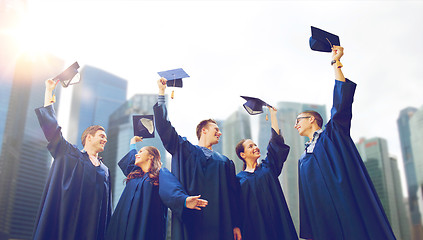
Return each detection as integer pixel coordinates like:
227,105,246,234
241,96,274,121
133,115,155,138
53,62,81,88
309,26,343,68
157,68,190,99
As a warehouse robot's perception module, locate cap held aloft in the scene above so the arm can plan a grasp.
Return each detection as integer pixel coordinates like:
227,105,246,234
309,26,343,68
241,96,274,121
54,62,81,88
157,68,190,99
133,115,155,138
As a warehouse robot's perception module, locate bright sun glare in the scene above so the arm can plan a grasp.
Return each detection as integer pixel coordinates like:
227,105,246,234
6,4,59,58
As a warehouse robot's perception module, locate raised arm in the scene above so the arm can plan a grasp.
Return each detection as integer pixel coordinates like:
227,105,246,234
332,46,345,82
329,46,357,134
35,79,71,158
269,106,279,134
118,137,143,176
44,79,58,107
154,78,194,155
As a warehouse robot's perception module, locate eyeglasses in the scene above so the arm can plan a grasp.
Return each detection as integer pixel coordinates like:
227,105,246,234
295,116,311,125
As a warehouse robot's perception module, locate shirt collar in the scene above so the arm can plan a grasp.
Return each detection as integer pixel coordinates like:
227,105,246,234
305,128,323,152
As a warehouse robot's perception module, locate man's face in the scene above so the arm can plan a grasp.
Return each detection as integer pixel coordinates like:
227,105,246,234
88,130,108,152
241,139,260,161
204,122,222,145
294,114,312,137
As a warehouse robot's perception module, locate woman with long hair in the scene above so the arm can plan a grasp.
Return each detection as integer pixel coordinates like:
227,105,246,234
106,136,207,240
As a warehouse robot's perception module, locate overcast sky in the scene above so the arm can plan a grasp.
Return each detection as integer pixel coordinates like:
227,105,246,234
15,0,423,195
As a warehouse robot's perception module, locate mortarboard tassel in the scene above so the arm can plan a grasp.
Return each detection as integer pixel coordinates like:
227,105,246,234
171,90,174,99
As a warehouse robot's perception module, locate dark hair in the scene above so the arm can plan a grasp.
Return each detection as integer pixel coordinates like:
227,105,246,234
196,119,217,140
125,146,161,186
301,110,323,128
235,139,247,171
81,125,105,147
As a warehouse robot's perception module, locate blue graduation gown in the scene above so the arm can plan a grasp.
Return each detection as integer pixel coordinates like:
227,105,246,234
153,103,241,240
236,129,298,240
298,79,396,240
34,105,112,240
105,149,167,240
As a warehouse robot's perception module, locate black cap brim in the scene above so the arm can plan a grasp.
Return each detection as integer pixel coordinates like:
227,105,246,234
54,62,80,88
240,96,273,115
309,26,340,52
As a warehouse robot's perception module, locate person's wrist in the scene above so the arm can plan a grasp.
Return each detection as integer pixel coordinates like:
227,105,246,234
331,59,343,68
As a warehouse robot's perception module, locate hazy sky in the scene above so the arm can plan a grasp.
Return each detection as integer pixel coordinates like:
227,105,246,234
13,0,423,195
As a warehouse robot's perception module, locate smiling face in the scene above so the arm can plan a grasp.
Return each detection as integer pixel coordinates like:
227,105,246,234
203,122,222,145
86,130,108,153
241,139,261,162
135,147,153,168
294,114,313,137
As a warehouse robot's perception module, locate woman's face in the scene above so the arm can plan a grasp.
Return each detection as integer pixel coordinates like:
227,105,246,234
135,147,152,167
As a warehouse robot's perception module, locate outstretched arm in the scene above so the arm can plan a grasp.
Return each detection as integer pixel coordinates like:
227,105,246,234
269,106,279,134
44,79,58,107
332,45,345,82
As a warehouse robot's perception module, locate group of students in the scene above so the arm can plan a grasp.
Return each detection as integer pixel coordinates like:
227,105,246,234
32,46,397,240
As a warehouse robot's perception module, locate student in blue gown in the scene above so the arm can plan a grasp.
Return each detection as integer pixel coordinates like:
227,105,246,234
34,79,112,240
295,46,396,240
105,136,208,240
235,106,298,240
153,78,242,240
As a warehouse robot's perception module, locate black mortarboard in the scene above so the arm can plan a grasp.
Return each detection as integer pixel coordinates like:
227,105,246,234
132,115,155,138
54,62,81,88
157,68,190,88
241,96,274,115
309,26,340,52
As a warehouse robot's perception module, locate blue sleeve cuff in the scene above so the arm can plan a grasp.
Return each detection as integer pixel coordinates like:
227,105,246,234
130,143,137,151
158,95,165,106
184,198,187,208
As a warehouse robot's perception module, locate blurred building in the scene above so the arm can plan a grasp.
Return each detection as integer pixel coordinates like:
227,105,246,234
257,101,327,234
221,108,251,173
356,137,411,240
67,66,127,149
398,106,423,240
0,53,64,240
102,94,168,208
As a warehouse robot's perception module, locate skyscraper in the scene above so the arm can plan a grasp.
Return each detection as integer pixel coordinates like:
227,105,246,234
103,94,168,208
67,65,127,149
356,137,410,240
257,101,327,233
398,106,423,240
0,53,64,240
221,108,251,173
390,155,412,240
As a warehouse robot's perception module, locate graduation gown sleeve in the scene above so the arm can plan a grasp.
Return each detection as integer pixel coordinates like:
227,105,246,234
159,168,189,221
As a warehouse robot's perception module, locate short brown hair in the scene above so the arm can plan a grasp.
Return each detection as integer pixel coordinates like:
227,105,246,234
196,119,217,140
81,125,105,147
235,139,247,170
301,111,323,128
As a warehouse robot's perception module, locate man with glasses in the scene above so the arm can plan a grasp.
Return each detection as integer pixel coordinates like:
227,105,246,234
295,46,396,240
